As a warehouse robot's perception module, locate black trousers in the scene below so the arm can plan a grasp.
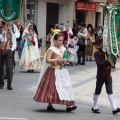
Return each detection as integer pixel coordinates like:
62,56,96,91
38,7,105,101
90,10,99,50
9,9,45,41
0,49,13,87
12,50,16,66
77,45,85,64
95,75,113,95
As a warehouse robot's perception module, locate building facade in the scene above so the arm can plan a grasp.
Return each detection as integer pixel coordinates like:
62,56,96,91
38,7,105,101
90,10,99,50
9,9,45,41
26,0,75,37
26,0,117,37
75,0,106,27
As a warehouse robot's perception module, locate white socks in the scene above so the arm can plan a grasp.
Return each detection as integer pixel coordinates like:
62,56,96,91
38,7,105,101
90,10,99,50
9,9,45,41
93,94,99,109
108,94,117,111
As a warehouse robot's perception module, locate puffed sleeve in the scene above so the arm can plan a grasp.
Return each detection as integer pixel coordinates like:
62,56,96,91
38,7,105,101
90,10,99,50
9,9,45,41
46,50,56,64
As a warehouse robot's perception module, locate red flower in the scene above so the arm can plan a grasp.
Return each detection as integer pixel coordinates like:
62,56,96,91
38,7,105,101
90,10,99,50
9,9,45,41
46,39,50,42
31,40,36,46
68,33,71,38
16,46,19,50
118,24,120,29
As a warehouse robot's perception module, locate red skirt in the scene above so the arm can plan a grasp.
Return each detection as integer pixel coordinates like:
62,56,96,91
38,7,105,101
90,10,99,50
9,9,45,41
34,67,75,106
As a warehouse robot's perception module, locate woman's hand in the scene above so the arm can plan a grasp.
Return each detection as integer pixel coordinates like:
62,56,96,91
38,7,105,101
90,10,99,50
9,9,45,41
55,58,63,64
63,59,69,64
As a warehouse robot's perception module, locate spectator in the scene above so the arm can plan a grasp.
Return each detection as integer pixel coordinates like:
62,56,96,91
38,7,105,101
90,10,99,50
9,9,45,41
76,23,88,65
16,21,24,59
85,24,95,61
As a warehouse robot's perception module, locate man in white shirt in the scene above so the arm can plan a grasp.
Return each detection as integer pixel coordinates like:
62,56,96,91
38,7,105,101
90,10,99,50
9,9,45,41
76,23,88,65
0,21,20,90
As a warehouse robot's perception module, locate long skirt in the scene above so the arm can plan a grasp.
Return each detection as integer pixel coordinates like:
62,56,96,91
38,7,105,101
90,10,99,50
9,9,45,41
34,67,75,106
68,48,76,62
85,40,93,56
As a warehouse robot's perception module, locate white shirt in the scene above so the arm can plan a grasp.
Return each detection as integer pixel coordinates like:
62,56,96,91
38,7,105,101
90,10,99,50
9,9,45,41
9,23,20,51
0,24,20,51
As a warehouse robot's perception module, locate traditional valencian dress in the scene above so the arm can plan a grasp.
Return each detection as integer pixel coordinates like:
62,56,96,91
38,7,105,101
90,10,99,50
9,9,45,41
19,29,41,70
85,33,96,59
34,46,75,106
67,38,76,64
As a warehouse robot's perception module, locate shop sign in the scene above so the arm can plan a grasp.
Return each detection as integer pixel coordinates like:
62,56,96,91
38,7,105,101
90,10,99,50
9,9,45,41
76,2,96,11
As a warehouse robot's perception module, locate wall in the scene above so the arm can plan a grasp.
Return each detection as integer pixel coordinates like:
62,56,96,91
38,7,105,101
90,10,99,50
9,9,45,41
37,0,46,38
96,4,104,26
85,11,96,27
37,0,74,37
59,1,74,28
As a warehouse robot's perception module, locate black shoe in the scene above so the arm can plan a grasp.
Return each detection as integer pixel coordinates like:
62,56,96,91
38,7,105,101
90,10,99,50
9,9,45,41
75,63,80,65
113,108,120,115
91,108,100,114
80,63,85,65
27,70,30,72
86,58,88,61
70,62,74,66
7,86,13,90
31,70,34,72
89,59,92,61
0,86,3,89
66,106,77,112
47,106,55,111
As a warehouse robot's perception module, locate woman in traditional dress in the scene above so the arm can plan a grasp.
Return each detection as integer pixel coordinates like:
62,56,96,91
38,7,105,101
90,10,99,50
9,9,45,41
19,26,41,72
34,33,77,112
85,24,95,61
63,25,73,40
42,27,54,55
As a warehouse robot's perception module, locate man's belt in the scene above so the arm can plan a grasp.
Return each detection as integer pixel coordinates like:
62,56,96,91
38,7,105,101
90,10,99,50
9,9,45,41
0,40,9,55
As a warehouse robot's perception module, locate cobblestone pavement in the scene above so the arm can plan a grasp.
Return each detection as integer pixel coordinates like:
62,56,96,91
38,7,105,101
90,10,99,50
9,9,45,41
0,58,120,120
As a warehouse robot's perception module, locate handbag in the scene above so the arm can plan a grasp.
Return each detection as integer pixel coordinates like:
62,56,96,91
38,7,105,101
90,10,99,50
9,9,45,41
76,37,85,46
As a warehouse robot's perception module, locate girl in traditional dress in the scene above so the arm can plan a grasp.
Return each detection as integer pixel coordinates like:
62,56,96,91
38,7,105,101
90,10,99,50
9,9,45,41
34,33,77,112
67,35,77,66
19,27,41,72
85,24,95,61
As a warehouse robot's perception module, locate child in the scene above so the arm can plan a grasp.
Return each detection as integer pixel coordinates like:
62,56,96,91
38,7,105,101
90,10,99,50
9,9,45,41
34,33,77,112
67,35,76,66
92,36,120,115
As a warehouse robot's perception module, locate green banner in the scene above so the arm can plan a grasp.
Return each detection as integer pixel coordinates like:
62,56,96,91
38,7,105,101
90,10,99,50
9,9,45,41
109,7,119,57
0,0,21,23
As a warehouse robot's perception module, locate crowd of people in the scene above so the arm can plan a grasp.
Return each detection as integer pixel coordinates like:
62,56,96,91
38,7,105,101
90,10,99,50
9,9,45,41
0,20,42,90
0,1,120,114
42,23,103,66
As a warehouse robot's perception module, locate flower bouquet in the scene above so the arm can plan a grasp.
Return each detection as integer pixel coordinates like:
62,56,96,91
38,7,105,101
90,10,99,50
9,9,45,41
27,36,36,47
60,49,72,69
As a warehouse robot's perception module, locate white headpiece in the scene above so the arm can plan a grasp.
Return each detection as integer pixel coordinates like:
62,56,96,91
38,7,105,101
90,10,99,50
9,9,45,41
63,24,73,35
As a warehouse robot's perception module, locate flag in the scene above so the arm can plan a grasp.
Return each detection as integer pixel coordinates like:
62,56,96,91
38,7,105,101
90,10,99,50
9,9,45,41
0,0,21,23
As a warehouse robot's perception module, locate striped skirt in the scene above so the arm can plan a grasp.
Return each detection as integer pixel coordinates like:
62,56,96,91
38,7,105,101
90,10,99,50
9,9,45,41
34,67,75,106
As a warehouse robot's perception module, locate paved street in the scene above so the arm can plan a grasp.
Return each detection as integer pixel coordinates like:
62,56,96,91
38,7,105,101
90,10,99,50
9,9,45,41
0,56,120,120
